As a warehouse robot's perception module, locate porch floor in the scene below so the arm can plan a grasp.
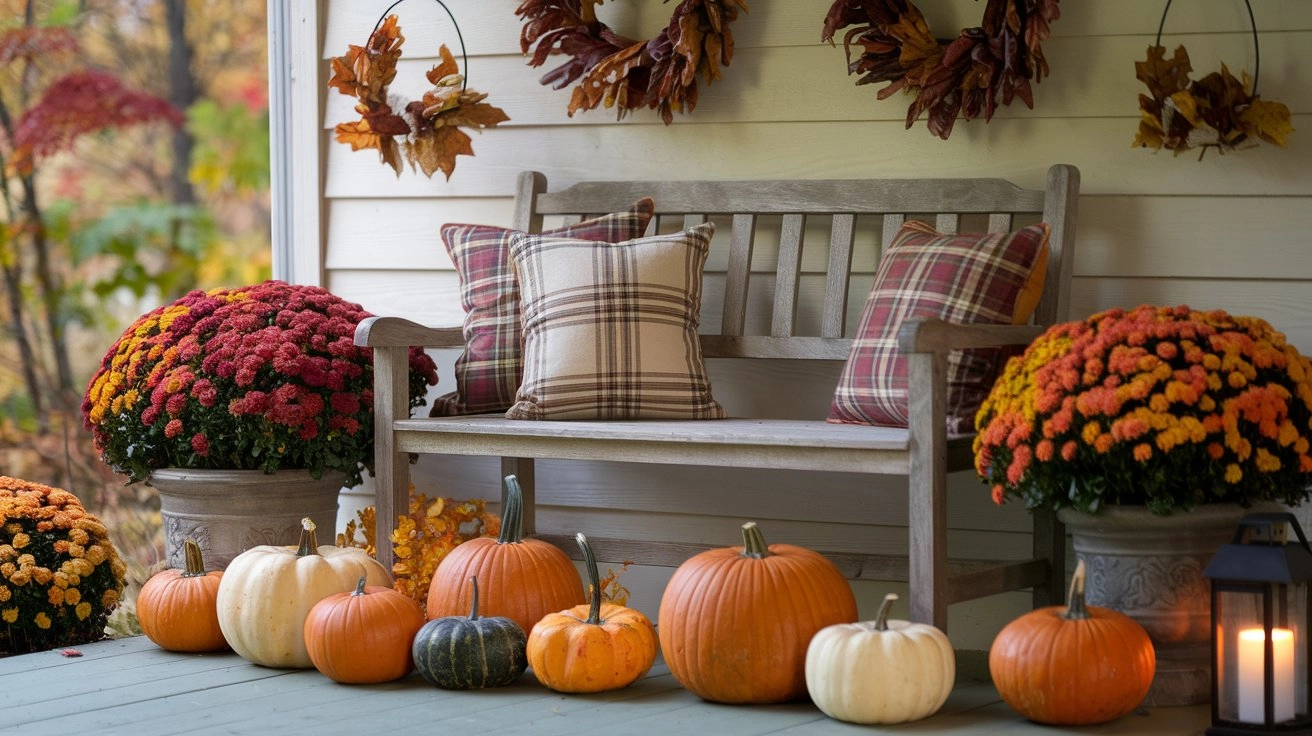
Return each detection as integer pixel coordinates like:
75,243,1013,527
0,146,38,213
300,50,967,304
1,636,1209,735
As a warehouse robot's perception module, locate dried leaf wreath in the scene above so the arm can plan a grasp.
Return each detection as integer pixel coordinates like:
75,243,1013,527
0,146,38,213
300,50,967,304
328,14,509,180
821,0,1062,140
515,0,748,124
1133,48,1293,158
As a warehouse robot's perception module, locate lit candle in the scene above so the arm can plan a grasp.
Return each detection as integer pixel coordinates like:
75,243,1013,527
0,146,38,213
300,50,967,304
1238,627,1295,724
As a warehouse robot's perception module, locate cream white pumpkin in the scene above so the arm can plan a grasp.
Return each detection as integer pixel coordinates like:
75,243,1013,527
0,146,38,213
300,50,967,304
216,518,391,668
804,593,955,724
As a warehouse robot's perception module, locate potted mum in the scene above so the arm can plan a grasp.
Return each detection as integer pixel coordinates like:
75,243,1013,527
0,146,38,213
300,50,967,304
81,280,437,569
974,304,1312,705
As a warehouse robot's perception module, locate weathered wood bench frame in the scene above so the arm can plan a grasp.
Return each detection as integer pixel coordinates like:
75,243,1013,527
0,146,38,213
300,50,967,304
356,164,1080,630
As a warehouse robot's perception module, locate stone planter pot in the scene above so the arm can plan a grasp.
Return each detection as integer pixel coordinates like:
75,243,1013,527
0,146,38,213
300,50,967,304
149,468,346,571
1058,503,1283,707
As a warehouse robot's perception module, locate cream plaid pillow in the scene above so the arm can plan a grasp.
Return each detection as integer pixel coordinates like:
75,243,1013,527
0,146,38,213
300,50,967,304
506,223,725,420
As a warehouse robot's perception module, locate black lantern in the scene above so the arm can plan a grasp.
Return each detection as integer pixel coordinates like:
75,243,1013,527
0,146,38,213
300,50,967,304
1204,512,1312,735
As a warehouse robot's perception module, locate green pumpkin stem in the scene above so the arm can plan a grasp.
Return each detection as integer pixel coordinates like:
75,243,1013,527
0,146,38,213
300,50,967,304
468,575,480,621
297,517,319,557
873,593,898,632
353,576,367,596
740,521,772,559
182,539,206,577
1062,559,1091,621
576,533,602,625
498,475,526,545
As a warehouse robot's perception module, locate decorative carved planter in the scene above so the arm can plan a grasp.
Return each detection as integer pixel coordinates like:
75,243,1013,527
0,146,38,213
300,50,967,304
148,468,345,570
1058,503,1282,707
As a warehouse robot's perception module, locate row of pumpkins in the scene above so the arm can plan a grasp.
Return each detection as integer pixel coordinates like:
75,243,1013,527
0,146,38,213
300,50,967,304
135,476,1157,727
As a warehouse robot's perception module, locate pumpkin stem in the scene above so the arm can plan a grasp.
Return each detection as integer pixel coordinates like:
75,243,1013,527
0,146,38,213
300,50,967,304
468,575,480,621
1062,559,1091,621
182,539,206,577
740,521,772,559
297,517,319,557
352,576,367,596
498,475,526,545
576,533,603,626
874,592,898,632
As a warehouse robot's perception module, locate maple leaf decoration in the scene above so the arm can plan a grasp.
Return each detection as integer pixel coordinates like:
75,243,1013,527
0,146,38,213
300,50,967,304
1133,44,1294,159
516,0,748,125
821,0,1062,140
327,15,508,179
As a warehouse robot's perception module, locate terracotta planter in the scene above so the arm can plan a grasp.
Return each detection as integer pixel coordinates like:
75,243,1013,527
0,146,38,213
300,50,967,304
149,468,346,571
1057,503,1283,707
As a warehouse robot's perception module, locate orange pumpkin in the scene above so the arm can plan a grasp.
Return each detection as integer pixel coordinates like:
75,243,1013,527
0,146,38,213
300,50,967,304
526,533,658,693
658,521,858,703
989,559,1156,725
303,575,426,684
425,475,584,631
136,539,228,653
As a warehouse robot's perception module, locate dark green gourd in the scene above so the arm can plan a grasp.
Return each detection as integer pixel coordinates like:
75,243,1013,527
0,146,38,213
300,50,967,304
412,575,529,689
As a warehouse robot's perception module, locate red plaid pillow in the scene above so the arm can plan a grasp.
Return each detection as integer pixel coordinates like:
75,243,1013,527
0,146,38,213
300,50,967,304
431,199,655,416
828,220,1050,433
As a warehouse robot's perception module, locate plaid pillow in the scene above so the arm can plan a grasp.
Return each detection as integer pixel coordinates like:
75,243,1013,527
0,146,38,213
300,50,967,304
506,223,725,420
828,220,1050,433
431,199,655,415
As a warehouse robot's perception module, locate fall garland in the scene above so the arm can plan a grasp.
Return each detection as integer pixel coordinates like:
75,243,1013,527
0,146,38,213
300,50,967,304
1133,0,1293,158
821,0,1062,140
327,2,509,180
515,0,748,125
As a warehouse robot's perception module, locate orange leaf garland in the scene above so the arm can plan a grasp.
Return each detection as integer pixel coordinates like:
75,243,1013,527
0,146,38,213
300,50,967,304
328,16,508,179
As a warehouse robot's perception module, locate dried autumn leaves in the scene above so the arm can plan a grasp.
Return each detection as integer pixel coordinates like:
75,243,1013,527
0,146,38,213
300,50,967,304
1133,44,1293,158
822,0,1062,140
328,15,509,180
517,0,747,125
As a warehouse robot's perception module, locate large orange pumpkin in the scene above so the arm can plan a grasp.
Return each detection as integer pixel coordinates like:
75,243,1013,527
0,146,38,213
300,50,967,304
136,539,228,653
657,521,858,703
989,559,1156,725
526,533,658,693
425,475,584,632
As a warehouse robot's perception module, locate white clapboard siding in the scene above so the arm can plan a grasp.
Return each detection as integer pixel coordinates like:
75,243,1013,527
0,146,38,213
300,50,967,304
300,0,1312,647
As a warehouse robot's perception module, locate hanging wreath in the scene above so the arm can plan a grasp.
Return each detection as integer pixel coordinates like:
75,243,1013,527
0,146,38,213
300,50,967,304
515,0,748,125
327,7,509,180
1132,0,1293,158
821,0,1062,140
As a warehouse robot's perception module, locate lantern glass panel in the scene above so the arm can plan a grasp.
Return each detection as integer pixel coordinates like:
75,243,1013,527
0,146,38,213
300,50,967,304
1213,584,1308,726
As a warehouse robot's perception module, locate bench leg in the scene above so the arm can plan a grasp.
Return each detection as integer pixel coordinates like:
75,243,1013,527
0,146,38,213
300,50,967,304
1031,507,1066,609
502,457,537,535
906,350,949,631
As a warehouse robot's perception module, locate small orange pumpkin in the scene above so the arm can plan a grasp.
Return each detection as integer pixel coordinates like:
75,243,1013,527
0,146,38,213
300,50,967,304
425,475,585,631
136,539,228,653
989,559,1157,725
526,533,658,693
303,575,426,684
658,521,858,703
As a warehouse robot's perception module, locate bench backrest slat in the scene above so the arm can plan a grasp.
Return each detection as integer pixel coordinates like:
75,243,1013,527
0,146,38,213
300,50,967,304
515,166,1080,359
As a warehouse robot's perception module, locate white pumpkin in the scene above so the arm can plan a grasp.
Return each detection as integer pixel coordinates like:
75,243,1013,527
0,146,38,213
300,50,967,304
216,518,391,668
804,593,955,724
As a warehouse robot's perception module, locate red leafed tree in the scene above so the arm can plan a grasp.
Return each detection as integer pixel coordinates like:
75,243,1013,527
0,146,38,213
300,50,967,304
0,13,182,422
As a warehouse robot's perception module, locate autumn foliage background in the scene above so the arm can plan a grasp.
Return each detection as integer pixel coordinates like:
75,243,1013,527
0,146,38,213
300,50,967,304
1,0,272,637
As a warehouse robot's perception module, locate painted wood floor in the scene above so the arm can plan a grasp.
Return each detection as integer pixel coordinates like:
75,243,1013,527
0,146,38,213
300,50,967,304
0,636,1209,736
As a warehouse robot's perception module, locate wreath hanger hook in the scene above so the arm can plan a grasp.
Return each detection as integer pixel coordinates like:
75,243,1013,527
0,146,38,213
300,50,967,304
372,0,468,92
1155,0,1259,95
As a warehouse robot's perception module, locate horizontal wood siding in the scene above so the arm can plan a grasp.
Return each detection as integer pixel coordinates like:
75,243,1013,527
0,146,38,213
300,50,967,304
304,0,1312,644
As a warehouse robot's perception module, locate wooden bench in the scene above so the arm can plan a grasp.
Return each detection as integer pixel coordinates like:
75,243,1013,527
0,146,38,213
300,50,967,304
355,165,1080,631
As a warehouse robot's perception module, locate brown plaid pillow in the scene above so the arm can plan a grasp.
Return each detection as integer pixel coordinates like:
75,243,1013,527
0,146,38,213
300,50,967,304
828,220,1050,433
506,223,725,420
431,199,655,416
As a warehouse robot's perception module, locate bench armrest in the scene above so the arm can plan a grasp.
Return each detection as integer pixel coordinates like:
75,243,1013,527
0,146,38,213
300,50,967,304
896,318,1046,354
354,315,464,349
